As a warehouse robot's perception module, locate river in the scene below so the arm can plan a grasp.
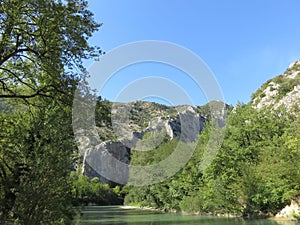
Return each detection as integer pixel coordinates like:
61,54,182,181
74,206,298,225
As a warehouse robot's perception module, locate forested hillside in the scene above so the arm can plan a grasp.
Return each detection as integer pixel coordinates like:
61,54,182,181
124,62,300,217
76,59,300,218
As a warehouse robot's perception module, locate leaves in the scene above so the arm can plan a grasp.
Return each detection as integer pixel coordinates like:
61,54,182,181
0,0,101,223
0,0,102,101
125,104,300,216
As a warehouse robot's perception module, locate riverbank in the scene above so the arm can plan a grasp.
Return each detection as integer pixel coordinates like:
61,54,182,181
120,205,162,211
120,205,240,217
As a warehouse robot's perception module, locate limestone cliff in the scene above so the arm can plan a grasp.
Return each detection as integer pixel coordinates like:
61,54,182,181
82,100,228,183
275,199,300,219
251,60,300,111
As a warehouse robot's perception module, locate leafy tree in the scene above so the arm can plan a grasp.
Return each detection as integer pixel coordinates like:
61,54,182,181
70,172,122,206
202,105,297,215
0,0,101,101
0,0,102,223
0,101,75,224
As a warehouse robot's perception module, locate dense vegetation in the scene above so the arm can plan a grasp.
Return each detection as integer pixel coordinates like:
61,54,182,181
0,0,107,224
124,104,300,217
70,172,122,206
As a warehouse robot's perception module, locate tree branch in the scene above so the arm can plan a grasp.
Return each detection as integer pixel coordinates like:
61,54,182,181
0,67,36,90
0,90,50,99
0,47,42,66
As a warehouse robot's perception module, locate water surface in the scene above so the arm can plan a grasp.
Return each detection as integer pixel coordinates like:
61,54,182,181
75,206,297,225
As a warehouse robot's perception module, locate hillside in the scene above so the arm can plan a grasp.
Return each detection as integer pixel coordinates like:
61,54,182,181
77,59,300,217
251,60,300,111
82,100,229,183
119,60,300,217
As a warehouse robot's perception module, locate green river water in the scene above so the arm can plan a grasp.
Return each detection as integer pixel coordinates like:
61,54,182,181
74,206,298,225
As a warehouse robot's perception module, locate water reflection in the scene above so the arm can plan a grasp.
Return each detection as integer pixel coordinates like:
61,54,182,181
75,206,298,225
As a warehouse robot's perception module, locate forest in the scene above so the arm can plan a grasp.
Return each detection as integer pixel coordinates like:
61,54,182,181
124,104,300,216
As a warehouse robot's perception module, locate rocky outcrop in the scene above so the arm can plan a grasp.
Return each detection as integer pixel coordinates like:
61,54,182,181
254,82,279,109
83,141,130,184
171,106,202,142
82,101,227,183
276,200,300,218
252,59,300,111
276,84,300,110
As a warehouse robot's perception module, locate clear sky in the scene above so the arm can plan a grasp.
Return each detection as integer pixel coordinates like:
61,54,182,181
86,0,300,106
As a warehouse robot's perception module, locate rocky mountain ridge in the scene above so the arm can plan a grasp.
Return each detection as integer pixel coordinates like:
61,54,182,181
82,100,228,183
251,59,300,111
83,59,300,184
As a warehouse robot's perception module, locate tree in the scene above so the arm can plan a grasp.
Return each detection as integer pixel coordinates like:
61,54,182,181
204,105,296,215
0,0,102,101
0,0,101,223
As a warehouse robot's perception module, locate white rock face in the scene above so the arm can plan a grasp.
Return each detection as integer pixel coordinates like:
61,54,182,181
253,59,300,111
177,106,200,142
82,107,204,182
276,84,300,110
80,101,226,183
288,59,300,70
164,120,174,139
255,82,279,109
84,141,130,184
287,71,299,79
276,200,300,218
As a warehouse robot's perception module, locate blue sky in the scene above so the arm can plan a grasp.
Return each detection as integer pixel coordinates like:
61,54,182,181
86,0,300,106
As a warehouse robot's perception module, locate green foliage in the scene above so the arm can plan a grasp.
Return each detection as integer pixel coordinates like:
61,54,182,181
70,172,122,206
276,74,300,99
199,105,299,215
0,0,101,100
0,0,101,224
0,102,75,224
130,137,179,166
125,104,300,217
95,97,112,128
135,130,169,152
291,212,300,220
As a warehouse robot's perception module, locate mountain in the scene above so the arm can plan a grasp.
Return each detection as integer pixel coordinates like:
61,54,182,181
82,59,300,185
99,101,227,142
82,100,229,183
251,59,300,111
77,59,300,216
